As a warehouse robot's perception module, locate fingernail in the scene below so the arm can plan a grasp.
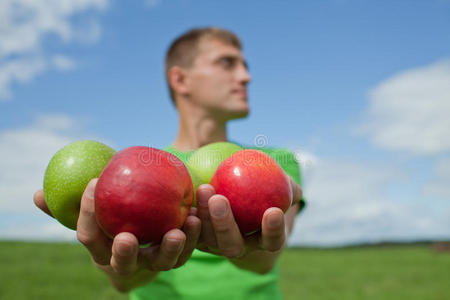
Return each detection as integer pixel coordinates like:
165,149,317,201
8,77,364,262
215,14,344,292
211,199,227,218
197,191,209,208
86,187,95,199
86,179,97,199
268,214,282,228
197,197,207,208
167,239,183,252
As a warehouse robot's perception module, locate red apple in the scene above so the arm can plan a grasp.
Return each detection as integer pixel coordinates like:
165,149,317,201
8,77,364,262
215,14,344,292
95,146,194,245
210,149,292,235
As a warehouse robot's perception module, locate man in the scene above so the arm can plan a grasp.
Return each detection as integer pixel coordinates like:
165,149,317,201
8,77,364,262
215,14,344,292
34,27,304,299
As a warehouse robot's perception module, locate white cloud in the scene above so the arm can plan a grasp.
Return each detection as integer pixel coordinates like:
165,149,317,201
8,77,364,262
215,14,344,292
359,59,450,156
423,157,450,199
0,0,109,58
0,56,46,99
0,0,109,101
291,148,319,175
0,112,120,241
286,59,450,246
288,156,450,246
51,55,76,71
0,214,76,241
0,113,112,240
0,114,81,213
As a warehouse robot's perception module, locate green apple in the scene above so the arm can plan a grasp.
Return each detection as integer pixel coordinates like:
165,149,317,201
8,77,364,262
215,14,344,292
186,142,243,186
43,140,115,230
185,163,202,206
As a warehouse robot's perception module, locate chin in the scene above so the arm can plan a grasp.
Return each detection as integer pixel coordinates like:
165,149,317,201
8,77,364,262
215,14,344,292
227,107,250,120
211,99,250,121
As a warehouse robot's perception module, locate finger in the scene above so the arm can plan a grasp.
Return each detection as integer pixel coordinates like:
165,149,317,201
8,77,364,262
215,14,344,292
261,207,286,252
33,189,53,217
290,177,303,206
208,195,245,258
76,178,112,265
148,229,185,271
188,207,198,217
285,203,299,234
174,215,201,268
110,232,139,276
196,184,218,248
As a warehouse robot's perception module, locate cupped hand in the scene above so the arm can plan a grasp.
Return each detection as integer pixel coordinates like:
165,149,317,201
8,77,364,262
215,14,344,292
33,179,201,292
195,177,302,259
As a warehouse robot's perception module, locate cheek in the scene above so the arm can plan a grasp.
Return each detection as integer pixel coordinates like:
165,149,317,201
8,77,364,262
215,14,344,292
194,75,228,96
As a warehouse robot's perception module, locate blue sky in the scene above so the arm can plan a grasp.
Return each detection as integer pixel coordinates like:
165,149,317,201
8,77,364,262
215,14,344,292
1,0,449,245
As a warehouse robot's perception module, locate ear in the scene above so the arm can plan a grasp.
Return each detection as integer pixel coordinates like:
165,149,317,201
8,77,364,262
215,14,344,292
168,66,190,96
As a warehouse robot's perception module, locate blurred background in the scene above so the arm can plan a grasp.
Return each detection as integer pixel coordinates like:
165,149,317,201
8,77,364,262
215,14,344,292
1,0,449,299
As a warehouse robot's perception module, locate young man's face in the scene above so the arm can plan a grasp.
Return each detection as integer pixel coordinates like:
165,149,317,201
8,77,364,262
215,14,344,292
185,38,251,121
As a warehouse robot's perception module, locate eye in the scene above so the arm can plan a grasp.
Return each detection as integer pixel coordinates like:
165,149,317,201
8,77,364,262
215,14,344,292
220,57,235,69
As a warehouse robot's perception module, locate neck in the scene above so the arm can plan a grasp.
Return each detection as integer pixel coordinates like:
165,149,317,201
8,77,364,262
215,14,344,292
172,100,228,152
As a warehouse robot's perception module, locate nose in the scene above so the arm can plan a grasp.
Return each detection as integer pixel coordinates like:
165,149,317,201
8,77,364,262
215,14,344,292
237,63,251,85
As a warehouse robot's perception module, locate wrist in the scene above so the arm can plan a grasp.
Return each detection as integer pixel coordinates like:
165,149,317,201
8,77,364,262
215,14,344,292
228,246,282,274
111,268,160,293
95,263,160,293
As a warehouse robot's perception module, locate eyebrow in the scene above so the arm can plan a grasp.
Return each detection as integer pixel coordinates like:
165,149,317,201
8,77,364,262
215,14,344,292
215,55,249,70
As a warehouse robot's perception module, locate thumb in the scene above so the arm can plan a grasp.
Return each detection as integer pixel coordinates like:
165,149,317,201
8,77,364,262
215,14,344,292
289,177,303,206
34,189,53,217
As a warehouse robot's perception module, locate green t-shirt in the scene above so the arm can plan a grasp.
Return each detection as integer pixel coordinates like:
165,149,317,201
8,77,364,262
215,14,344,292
130,142,303,300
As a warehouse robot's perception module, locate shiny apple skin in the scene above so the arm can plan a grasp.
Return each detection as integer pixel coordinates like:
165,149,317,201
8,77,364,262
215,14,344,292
186,142,243,184
43,140,115,230
210,149,292,235
95,146,194,245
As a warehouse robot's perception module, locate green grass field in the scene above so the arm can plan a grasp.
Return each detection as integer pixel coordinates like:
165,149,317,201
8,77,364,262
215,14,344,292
0,242,449,299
